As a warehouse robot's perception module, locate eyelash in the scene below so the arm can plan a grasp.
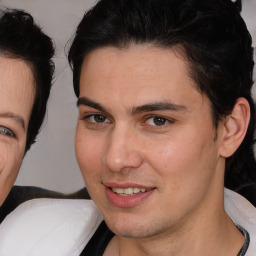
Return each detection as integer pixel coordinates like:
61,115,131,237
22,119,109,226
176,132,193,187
81,113,174,129
0,126,16,137
143,115,174,128
81,114,111,128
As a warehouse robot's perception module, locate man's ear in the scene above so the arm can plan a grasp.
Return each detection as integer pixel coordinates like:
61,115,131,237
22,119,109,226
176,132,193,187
219,97,250,158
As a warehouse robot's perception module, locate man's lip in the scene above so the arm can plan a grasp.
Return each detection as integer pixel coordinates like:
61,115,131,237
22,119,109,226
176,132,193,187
105,185,155,208
103,181,154,190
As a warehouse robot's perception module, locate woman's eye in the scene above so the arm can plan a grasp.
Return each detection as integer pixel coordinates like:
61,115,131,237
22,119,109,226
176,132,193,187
146,116,171,126
0,126,15,137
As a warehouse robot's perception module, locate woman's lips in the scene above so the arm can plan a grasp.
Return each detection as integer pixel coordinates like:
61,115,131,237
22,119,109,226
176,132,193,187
105,184,155,208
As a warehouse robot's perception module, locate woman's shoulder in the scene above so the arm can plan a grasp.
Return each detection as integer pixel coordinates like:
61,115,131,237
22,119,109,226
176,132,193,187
0,185,90,223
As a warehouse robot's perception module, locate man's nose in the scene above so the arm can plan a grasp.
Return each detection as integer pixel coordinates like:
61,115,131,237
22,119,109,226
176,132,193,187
102,126,143,172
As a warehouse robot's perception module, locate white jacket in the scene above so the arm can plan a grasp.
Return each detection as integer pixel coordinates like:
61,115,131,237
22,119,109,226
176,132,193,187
0,199,102,256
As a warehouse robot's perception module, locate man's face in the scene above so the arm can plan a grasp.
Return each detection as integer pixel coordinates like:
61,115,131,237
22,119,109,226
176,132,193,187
0,57,35,206
76,45,225,238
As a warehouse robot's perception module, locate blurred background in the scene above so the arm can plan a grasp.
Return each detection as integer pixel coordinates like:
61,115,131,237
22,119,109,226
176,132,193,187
0,0,255,194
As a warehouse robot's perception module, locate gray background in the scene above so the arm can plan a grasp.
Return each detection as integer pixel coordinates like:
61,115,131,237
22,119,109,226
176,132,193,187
0,0,255,194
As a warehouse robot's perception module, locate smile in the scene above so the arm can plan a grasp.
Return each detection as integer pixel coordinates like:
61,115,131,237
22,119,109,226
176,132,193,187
105,185,155,208
111,187,147,196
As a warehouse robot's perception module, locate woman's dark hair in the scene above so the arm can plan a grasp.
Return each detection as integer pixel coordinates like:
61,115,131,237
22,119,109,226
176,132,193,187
68,0,255,189
0,9,55,152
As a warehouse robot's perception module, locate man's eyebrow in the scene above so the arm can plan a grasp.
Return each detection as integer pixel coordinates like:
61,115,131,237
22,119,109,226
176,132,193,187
77,97,187,115
77,97,108,113
131,102,187,115
0,112,25,129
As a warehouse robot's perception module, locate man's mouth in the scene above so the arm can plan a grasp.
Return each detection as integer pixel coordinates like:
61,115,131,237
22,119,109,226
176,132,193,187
105,184,155,207
111,187,147,196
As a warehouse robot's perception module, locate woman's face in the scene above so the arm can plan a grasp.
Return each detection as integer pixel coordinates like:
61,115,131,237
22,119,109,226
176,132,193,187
0,57,35,206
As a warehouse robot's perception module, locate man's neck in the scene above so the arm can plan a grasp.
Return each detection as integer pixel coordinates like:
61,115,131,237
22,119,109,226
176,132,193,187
104,211,244,256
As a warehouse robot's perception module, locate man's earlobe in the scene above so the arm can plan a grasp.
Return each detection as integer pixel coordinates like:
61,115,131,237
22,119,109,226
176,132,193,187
219,97,250,158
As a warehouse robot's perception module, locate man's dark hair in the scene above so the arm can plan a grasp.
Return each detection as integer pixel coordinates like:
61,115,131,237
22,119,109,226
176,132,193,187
68,0,256,189
0,9,55,152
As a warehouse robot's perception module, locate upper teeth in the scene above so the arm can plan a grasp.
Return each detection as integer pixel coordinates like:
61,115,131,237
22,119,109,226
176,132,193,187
112,187,146,196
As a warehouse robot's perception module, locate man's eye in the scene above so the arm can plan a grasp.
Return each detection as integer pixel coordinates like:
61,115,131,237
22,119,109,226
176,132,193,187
0,126,15,137
146,116,171,126
86,114,109,123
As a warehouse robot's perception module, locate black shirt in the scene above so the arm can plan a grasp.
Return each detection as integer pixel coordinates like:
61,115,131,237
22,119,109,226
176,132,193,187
80,221,114,256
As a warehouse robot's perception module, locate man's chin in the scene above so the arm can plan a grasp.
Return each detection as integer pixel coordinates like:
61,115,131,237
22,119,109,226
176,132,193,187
105,218,160,239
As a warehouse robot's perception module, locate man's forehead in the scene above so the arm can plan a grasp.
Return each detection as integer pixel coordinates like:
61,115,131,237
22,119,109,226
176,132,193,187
82,44,186,69
79,45,206,111
81,45,191,84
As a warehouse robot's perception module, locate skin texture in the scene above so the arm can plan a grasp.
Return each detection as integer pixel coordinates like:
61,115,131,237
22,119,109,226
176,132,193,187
0,57,35,206
76,45,248,255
